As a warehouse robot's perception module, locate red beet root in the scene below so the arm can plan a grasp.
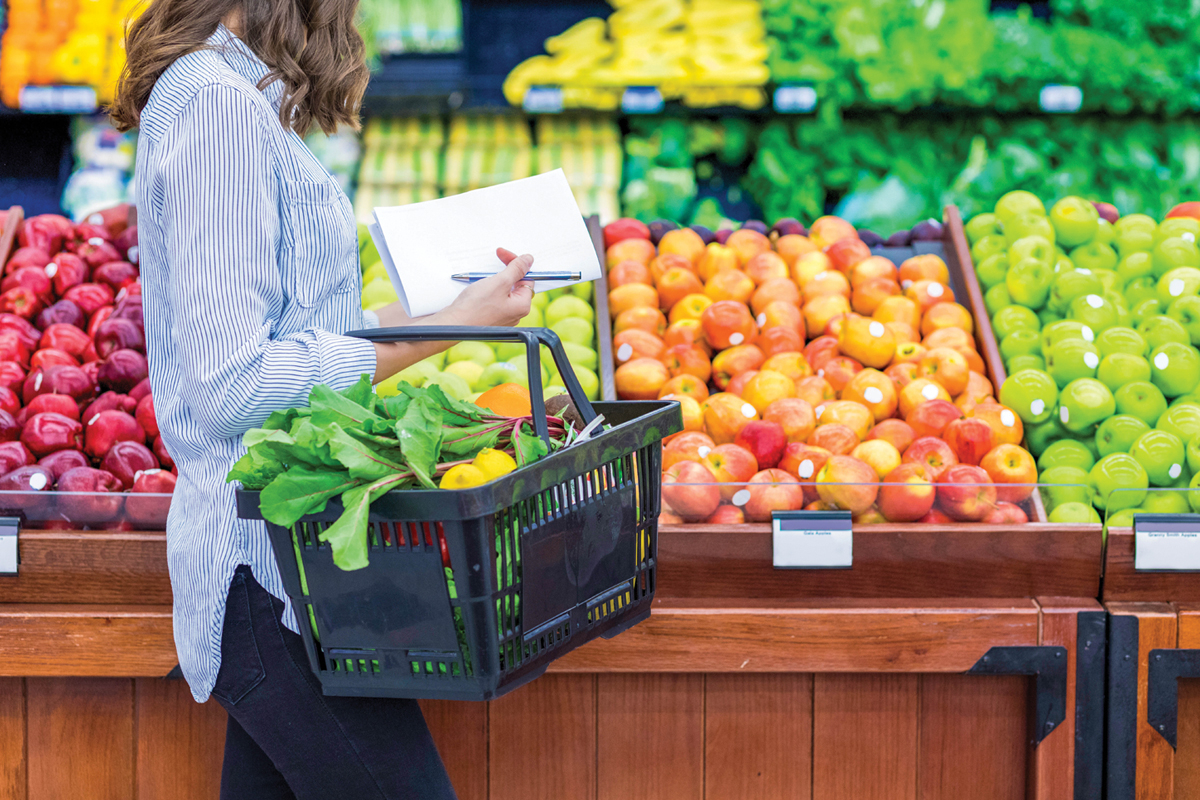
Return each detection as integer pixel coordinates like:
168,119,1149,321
84,409,144,459
56,466,124,524
47,253,87,296
101,440,158,489
37,449,88,482
22,412,84,457
152,435,174,471
97,350,147,393
63,283,114,315
94,317,145,358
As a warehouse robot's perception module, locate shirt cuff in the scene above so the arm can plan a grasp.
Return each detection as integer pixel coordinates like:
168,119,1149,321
361,308,381,330
314,329,378,390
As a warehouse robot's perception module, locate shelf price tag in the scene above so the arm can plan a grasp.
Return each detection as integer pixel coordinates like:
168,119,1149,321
1134,514,1200,571
771,510,852,569
621,86,664,114
1039,84,1082,113
19,85,98,114
523,86,564,114
0,517,18,576
773,84,817,114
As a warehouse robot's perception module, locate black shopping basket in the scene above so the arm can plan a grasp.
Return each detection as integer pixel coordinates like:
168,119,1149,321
236,326,682,701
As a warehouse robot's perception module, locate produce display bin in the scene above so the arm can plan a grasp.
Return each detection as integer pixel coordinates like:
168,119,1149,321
585,214,617,401
237,326,682,701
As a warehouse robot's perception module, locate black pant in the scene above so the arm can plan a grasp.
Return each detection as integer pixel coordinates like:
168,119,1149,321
210,565,458,800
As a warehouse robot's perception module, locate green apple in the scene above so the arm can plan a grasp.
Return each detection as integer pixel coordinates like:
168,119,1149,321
1048,502,1102,524
1006,212,1056,244
1088,453,1149,511
999,368,1059,424
1190,472,1200,513
1050,196,1100,248
443,360,485,391
494,342,526,361
1155,217,1200,246
569,281,594,301
1156,266,1200,309
1114,381,1168,426
985,284,1013,316
1150,341,1200,397
1106,508,1138,528
1026,416,1068,457
1008,235,1055,267
1097,353,1151,392
1058,377,1114,433
478,360,526,390
1006,257,1054,309
1041,320,1089,355
1187,433,1200,474
971,235,1009,267
424,351,447,370
1095,414,1152,456
1070,241,1118,273
531,292,550,310
1118,252,1155,287
1138,490,1192,515
1129,430,1187,486
1046,338,1100,387
1094,218,1115,246
1117,230,1156,260
1139,315,1191,350
507,355,551,388
1038,308,1063,327
381,360,440,392
1053,255,1076,274
1041,466,1093,509
992,304,1041,339
966,213,1000,245
543,384,569,403
1068,293,1119,333
1107,291,1132,329
1131,297,1164,325
1006,354,1046,373
1156,403,1200,443
1095,326,1147,357
1117,213,1159,236
563,342,598,371
1094,269,1120,293
425,371,472,402
976,254,1010,290
546,287,571,300
1152,237,1200,278
1172,393,1200,409
1038,440,1096,472
1048,269,1104,314
1000,330,1042,362
570,365,600,400
550,317,594,346
995,190,1046,226
446,341,497,368
544,296,595,327
1167,295,1200,345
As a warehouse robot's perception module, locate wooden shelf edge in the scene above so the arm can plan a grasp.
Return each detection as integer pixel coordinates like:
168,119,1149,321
0,605,176,677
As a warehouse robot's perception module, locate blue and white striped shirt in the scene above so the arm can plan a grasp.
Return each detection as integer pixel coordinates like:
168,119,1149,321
135,25,379,702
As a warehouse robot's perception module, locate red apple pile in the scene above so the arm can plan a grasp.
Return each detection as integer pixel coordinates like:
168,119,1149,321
603,216,1040,525
0,206,177,529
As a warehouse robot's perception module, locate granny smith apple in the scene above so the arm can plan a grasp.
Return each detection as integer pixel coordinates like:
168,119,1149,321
1048,502,1102,523
971,235,1009,267
1041,320,1089,355
378,360,440,394
1038,440,1096,473
1058,378,1115,432
1117,213,1158,236
1156,403,1200,443
1153,237,1200,278
1129,429,1187,486
1155,217,1200,246
1117,229,1156,260
965,213,1000,245
1150,341,1200,397
1041,465,1093,508
443,360,485,391
1139,315,1191,350
1088,453,1149,511
571,365,600,400
1000,329,1042,362
976,254,1010,290
1046,338,1100,387
494,342,526,361
550,317,594,346
1131,297,1164,324
1048,269,1104,314
1000,368,1059,424
1095,270,1120,293
446,341,497,368
1107,292,1132,329
992,304,1041,339
1068,293,1119,333
1006,257,1054,309
546,287,570,301
1006,354,1046,373
1094,218,1116,247
1096,326,1147,357
1071,241,1118,273
569,282,593,301
1190,472,1200,513
1138,490,1192,515
1187,433,1200,474
1050,196,1100,248
563,342,598,371
1118,252,1155,287
1097,353,1151,392
995,190,1046,226
1114,381,1168,426
1006,212,1056,244
1038,308,1063,327
1008,235,1055,267
1157,266,1200,309
425,371,472,402
478,360,526,390
531,292,550,310
1054,256,1076,274
1026,416,1068,457
543,384,569,402
1106,508,1138,528
985,284,1013,316
519,306,545,328
1168,295,1200,345
424,351,447,370
1095,414,1152,456
544,296,595,327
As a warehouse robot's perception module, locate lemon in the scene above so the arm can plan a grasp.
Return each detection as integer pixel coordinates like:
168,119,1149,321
444,360,485,390
473,448,517,481
439,464,488,490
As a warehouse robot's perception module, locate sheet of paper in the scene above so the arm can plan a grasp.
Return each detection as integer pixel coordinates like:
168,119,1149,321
372,169,601,318
366,221,412,316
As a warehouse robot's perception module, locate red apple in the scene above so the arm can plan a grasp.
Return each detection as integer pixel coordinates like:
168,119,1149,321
904,398,963,439
0,362,23,394
703,505,745,525
39,323,91,358
0,410,17,443
815,454,879,514
777,442,831,503
902,436,959,480
153,436,175,471
84,410,145,460
135,394,158,439
918,508,953,524
46,253,88,296
100,440,159,490
97,349,148,393
865,419,916,455
702,443,759,501
0,465,53,515
877,463,937,522
126,469,177,527
942,417,995,466
56,466,124,526
129,378,152,403
21,412,84,457
743,468,805,522
36,449,88,482
733,420,787,469
662,461,722,521
979,443,1037,504
30,349,79,371
936,464,997,522
0,441,34,474
982,501,1029,524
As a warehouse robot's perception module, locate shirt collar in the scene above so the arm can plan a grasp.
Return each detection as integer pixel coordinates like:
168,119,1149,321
205,23,285,112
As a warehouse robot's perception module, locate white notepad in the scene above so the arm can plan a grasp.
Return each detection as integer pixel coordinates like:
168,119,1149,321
368,170,601,318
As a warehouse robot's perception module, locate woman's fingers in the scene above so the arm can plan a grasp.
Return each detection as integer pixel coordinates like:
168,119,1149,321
496,247,519,265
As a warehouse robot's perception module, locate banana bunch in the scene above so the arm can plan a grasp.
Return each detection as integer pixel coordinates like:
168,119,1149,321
502,18,616,106
686,0,769,86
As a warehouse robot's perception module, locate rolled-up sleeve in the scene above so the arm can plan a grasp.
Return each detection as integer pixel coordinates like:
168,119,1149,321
157,84,376,441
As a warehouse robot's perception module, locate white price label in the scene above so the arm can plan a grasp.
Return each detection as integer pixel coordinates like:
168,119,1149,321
773,85,818,114
621,87,665,114
0,519,16,576
523,86,564,114
772,511,852,569
19,85,98,114
1039,84,1083,113
1135,516,1200,571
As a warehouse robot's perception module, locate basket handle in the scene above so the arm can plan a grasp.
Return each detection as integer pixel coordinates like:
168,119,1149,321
348,326,597,446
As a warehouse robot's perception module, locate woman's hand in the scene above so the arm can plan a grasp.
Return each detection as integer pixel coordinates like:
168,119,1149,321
442,248,535,327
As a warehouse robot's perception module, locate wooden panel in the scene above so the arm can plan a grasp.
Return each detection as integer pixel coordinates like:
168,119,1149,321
489,674,595,800
597,674,703,800
27,678,133,800
656,525,1100,599
552,599,1039,674
1102,529,1200,603
135,679,225,800
1175,603,1200,648
0,531,170,604
917,674,1026,800
1109,602,1177,800
0,678,25,800
0,206,24,269
704,673,812,800
812,674,918,800
1175,605,1200,800
420,700,488,800
0,606,176,677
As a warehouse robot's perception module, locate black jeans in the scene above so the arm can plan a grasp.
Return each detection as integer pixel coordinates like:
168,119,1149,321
210,565,458,800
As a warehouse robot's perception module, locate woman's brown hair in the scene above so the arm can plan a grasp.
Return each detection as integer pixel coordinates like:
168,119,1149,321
110,0,369,136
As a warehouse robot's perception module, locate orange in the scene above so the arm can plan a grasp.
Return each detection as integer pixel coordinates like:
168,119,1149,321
475,383,532,418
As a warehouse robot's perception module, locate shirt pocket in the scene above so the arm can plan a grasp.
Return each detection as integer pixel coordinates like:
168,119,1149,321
281,179,358,308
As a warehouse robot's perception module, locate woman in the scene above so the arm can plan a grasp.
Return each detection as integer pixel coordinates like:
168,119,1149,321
111,2,533,797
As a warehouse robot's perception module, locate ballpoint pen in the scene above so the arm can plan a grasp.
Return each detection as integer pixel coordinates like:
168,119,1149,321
451,271,582,282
